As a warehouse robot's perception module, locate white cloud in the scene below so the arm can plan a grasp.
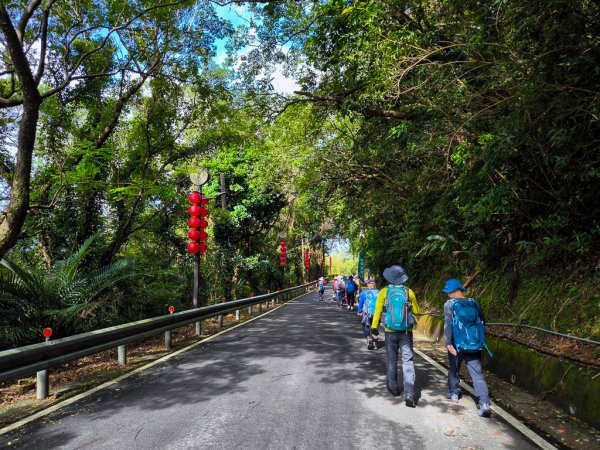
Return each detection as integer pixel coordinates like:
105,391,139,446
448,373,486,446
270,65,300,94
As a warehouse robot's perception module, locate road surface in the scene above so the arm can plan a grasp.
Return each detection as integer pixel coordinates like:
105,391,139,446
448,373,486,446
1,290,539,449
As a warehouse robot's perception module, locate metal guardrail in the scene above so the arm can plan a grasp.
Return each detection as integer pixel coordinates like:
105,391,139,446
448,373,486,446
416,312,599,346
0,282,314,387
486,323,600,346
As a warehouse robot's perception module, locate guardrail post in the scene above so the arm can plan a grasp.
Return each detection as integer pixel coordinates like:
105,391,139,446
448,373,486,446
118,345,127,365
235,310,240,320
195,321,201,335
36,369,49,400
218,314,223,327
165,330,172,349
258,302,262,314
248,305,252,316
265,301,269,311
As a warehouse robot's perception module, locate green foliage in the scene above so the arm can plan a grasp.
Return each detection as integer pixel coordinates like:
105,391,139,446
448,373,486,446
0,234,136,348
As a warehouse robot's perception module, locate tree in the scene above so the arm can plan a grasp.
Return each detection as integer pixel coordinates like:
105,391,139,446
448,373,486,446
0,0,233,259
0,233,135,347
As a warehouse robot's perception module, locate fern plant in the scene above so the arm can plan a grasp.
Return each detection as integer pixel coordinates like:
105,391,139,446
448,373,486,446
0,234,136,347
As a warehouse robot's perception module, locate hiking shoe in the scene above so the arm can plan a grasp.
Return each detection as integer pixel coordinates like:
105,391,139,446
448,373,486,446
477,402,492,418
449,393,459,402
367,339,374,350
405,396,416,408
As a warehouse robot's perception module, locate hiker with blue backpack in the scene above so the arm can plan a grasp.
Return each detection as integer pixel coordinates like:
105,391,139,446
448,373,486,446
442,278,492,418
357,280,380,349
345,275,358,311
370,265,420,407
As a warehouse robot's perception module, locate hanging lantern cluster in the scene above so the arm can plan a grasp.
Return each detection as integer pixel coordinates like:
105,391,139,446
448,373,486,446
304,250,310,269
279,241,287,266
187,191,209,254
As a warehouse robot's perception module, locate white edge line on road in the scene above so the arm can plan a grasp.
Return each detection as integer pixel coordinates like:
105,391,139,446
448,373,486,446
414,348,558,450
0,290,314,438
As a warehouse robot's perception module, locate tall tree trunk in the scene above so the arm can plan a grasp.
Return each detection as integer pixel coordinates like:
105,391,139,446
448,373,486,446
0,6,42,259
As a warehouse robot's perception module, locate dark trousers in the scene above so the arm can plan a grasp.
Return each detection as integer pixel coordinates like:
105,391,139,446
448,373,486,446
385,331,415,396
347,292,356,307
448,351,489,404
362,317,372,337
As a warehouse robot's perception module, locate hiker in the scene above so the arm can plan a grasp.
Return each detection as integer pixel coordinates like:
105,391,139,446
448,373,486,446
337,276,346,307
357,280,380,349
345,275,358,311
331,276,338,301
442,278,492,417
317,277,326,301
371,265,420,407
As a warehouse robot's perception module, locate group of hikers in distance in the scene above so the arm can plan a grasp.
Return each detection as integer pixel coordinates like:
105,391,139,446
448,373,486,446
316,265,492,418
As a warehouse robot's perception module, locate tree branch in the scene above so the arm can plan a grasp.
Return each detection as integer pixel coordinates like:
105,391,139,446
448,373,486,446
293,90,422,120
16,0,43,43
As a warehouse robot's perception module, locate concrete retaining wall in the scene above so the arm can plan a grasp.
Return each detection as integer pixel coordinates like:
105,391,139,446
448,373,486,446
415,315,600,429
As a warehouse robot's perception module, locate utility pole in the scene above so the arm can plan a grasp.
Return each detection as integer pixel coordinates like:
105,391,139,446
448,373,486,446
219,173,227,209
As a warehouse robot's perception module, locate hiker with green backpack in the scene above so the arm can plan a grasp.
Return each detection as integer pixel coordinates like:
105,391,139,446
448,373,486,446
370,265,420,407
357,279,380,350
442,278,492,418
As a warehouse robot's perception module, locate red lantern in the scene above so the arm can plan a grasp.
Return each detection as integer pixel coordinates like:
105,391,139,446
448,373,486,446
280,241,286,248
199,207,209,218
221,297,226,303
280,250,286,256
168,306,175,314
187,242,200,254
42,328,53,339
200,195,209,206
199,242,208,253
189,192,201,204
188,217,201,228
199,230,208,242
199,218,209,229
188,229,201,241
188,205,202,216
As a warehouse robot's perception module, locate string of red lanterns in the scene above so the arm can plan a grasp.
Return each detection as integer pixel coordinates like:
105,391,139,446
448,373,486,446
187,191,209,254
279,240,287,266
304,250,310,269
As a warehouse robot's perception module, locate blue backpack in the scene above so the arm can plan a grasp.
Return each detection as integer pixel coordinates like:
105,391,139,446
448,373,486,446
363,289,380,317
451,298,485,353
384,285,414,331
346,280,357,294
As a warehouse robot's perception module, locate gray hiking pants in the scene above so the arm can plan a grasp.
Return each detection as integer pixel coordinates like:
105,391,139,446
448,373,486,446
385,331,415,397
448,351,489,404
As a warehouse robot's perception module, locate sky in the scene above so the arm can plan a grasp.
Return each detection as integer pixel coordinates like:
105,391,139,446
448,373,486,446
214,4,300,94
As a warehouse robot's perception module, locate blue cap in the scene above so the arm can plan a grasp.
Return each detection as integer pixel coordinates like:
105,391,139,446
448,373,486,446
441,279,466,293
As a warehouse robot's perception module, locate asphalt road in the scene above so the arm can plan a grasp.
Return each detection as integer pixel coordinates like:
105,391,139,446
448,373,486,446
1,290,539,449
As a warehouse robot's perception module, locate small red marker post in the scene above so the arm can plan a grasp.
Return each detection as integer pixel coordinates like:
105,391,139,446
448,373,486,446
42,328,52,342
168,306,175,314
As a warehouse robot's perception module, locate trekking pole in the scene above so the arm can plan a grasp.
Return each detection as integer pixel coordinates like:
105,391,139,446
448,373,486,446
483,342,493,358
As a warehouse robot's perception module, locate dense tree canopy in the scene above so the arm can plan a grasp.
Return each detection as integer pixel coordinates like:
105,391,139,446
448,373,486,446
1,0,598,347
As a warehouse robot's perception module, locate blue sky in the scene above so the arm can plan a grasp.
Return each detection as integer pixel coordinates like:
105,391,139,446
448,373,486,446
214,4,299,94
